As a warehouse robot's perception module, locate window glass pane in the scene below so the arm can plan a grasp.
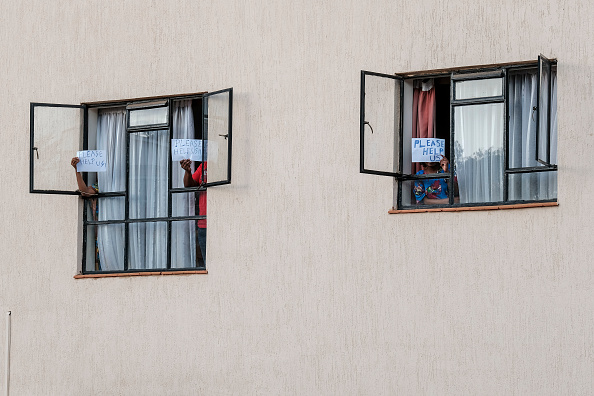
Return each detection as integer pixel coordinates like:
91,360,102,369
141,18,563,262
455,78,502,100
129,106,168,127
454,103,504,204
95,109,127,192
508,172,557,201
84,197,125,221
362,74,400,174
85,224,125,272
172,191,205,217
403,177,453,206
129,130,168,219
32,105,82,192
508,70,557,169
401,180,415,206
128,222,167,270
171,220,205,269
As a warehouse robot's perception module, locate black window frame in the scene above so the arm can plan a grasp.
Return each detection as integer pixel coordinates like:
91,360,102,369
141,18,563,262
360,57,557,210
30,90,233,274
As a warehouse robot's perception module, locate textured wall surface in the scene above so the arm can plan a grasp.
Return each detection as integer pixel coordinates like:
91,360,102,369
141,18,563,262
1,0,593,394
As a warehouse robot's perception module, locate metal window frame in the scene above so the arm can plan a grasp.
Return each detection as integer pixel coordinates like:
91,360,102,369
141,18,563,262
29,102,87,195
202,88,233,187
359,70,404,178
77,91,229,274
126,100,170,131
360,58,558,210
536,54,555,167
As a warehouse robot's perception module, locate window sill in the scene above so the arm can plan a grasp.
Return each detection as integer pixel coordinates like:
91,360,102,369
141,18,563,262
74,270,207,279
388,201,558,214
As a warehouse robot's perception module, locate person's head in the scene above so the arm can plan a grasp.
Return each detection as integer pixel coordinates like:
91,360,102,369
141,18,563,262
421,161,440,171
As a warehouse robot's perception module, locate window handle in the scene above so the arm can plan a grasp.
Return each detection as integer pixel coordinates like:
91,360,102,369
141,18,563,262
33,146,39,159
364,121,374,134
218,134,228,140
532,106,537,121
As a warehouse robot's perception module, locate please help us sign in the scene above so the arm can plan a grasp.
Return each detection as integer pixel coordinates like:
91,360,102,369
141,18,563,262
76,150,107,172
411,138,445,162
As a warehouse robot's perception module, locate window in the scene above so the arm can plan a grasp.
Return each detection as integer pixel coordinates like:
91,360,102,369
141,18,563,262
360,56,557,210
30,89,232,273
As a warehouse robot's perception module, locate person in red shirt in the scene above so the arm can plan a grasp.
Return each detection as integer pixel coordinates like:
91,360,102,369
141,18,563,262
180,159,206,264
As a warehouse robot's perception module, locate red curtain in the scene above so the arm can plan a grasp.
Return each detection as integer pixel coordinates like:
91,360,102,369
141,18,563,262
411,82,436,174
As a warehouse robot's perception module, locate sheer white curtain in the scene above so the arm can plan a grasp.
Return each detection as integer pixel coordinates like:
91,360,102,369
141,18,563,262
171,100,197,268
508,72,558,200
96,110,126,270
454,79,504,203
128,129,169,269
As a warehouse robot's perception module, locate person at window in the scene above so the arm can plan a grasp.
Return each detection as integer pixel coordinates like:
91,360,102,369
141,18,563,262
413,156,458,205
71,157,100,269
179,159,207,264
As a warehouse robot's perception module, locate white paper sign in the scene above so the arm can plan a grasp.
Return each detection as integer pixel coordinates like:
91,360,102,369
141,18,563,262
171,139,218,162
411,138,445,162
76,150,107,172
171,139,207,161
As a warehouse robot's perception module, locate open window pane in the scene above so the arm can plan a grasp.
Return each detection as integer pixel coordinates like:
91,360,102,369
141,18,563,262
454,103,504,204
537,54,552,164
203,88,232,186
454,78,503,100
30,103,83,193
360,71,402,176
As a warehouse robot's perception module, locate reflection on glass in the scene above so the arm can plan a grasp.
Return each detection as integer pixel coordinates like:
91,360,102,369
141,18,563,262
86,224,125,272
129,106,168,127
455,78,502,100
454,103,504,204
129,130,168,219
508,172,557,201
128,222,167,270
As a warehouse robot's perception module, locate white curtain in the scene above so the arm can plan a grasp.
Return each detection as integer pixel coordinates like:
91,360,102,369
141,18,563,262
128,129,169,269
96,110,126,271
508,72,558,200
454,79,505,203
171,100,197,268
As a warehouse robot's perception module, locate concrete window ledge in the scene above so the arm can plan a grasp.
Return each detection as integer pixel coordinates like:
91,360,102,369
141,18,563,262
389,201,558,214
74,270,208,279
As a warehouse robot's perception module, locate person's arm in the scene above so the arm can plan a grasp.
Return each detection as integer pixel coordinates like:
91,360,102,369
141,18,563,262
71,157,97,196
180,159,199,187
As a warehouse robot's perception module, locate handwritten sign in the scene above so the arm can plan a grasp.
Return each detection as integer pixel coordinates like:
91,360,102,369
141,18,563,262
411,138,445,162
76,150,107,172
171,139,207,161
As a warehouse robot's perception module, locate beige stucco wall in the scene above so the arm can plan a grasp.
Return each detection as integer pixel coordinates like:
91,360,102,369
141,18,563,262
1,0,593,394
